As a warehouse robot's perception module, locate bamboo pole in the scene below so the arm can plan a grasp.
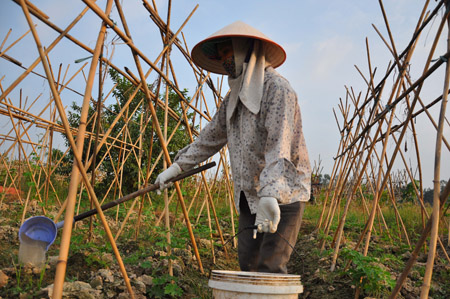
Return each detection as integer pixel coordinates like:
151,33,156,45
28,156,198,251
170,64,229,258
5,100,46,210
88,46,104,240
16,0,134,298
320,94,367,249
18,1,136,297
163,0,173,275
0,5,91,103
106,0,204,272
52,0,115,285
361,0,434,257
341,0,440,130
3,2,202,182
336,4,449,291
0,27,32,60
0,28,12,52
82,0,208,122
335,45,450,160
44,100,56,207
205,194,216,264
420,3,450,296
390,179,450,298
331,20,417,266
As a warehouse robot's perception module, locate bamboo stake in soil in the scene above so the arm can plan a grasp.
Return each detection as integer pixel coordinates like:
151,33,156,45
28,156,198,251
390,179,450,298
420,3,450,296
108,0,204,272
18,1,135,298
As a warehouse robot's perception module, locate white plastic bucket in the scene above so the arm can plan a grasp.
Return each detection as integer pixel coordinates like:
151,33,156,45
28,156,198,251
208,270,303,298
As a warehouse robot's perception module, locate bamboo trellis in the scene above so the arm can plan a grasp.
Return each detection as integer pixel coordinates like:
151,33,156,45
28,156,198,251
0,0,237,297
316,1,450,298
2,0,450,298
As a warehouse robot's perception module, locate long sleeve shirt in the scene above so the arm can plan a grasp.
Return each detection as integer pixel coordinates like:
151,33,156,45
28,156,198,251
174,67,311,214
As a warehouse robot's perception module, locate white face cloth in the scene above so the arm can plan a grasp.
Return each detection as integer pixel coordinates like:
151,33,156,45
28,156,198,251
226,38,271,121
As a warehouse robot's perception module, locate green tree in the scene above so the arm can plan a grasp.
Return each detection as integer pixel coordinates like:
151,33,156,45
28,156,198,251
60,68,196,197
423,180,449,205
400,180,420,203
52,148,72,176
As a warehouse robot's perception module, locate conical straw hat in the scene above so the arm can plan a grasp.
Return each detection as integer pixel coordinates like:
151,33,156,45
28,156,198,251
191,21,286,75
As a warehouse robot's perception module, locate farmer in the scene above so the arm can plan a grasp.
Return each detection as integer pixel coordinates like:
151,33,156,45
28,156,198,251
155,21,311,274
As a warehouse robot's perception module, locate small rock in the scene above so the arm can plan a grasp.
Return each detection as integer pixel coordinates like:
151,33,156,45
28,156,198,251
101,253,114,265
129,273,137,280
90,275,103,289
0,270,9,288
117,293,129,299
106,289,116,298
22,263,34,275
417,253,427,262
32,266,44,275
43,281,102,299
47,256,59,267
136,274,153,286
198,238,210,248
173,248,193,264
98,269,114,283
191,259,199,270
219,220,229,228
118,290,146,299
401,251,411,260
172,262,183,275
154,250,167,258
133,280,146,293
157,259,184,275
0,225,19,242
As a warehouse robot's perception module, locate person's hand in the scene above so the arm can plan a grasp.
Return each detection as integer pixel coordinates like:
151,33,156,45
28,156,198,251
253,197,281,238
154,163,182,194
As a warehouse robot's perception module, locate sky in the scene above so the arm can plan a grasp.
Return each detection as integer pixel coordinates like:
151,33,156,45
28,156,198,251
0,0,449,189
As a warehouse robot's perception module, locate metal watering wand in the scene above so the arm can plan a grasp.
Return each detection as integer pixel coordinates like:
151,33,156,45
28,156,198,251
18,162,216,255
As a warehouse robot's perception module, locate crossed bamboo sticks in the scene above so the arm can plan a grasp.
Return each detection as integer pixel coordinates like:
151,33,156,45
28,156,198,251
1,0,238,297
317,1,450,298
2,0,450,298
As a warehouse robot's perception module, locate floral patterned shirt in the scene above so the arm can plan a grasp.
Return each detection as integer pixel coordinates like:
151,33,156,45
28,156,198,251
175,67,311,214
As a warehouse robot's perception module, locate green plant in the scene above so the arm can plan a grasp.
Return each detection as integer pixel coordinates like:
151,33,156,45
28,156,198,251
86,253,108,268
340,247,395,297
12,259,22,293
317,231,333,244
9,258,48,297
37,262,47,290
147,274,183,298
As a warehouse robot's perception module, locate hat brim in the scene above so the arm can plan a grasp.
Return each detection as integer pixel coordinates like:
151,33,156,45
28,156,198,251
192,34,286,75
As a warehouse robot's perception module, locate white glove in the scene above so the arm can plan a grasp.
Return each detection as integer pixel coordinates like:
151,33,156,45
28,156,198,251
154,163,182,194
253,197,281,238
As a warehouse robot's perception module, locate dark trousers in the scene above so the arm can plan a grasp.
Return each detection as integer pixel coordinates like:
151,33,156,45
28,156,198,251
238,192,305,274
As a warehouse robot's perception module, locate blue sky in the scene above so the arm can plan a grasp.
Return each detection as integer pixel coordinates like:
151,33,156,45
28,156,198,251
1,0,449,188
